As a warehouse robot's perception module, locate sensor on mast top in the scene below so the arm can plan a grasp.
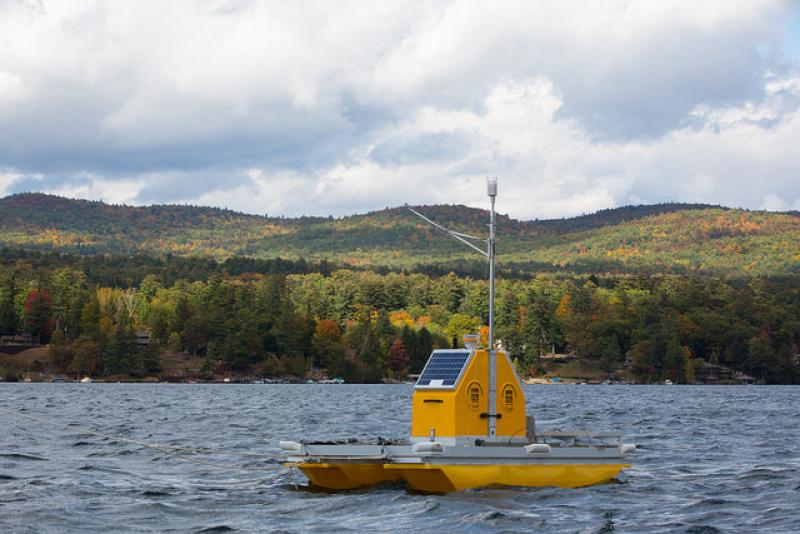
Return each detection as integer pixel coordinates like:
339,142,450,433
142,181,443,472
487,177,498,197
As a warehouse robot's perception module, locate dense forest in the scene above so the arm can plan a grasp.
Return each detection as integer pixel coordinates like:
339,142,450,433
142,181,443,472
1,194,798,384
1,261,798,384
1,193,799,276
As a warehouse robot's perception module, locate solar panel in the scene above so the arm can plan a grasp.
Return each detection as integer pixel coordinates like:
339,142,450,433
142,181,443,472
416,349,472,389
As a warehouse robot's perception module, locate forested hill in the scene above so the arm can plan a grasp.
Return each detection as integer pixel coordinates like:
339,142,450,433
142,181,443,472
1,193,798,276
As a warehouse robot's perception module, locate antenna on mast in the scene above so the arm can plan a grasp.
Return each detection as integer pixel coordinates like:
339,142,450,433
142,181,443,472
407,177,500,439
486,177,497,439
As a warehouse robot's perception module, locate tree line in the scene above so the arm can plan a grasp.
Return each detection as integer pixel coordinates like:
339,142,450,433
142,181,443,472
1,264,799,383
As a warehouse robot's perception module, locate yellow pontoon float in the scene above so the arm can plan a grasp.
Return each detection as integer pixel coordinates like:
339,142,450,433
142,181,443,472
281,179,634,493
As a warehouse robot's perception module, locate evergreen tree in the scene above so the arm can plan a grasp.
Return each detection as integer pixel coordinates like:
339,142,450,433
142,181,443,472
598,333,623,376
0,273,19,335
222,310,261,370
664,337,688,383
412,327,433,373
173,294,191,335
748,333,776,383
108,323,139,375
48,328,73,372
80,293,101,339
140,343,162,374
70,337,103,377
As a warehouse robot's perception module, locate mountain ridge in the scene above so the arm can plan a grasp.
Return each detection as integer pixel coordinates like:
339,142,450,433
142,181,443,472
0,193,798,276
0,191,730,227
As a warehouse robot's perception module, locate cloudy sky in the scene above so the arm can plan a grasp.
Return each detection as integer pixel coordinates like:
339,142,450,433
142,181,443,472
1,0,799,219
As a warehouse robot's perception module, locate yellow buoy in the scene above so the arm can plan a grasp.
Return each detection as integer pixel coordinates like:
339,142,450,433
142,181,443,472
282,178,634,493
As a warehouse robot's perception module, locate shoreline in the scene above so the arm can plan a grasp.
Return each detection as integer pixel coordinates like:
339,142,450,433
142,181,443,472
0,377,778,385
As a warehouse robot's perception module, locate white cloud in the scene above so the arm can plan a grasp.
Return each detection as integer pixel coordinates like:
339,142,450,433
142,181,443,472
0,0,798,218
0,70,25,104
0,171,23,192
760,193,790,211
47,175,145,205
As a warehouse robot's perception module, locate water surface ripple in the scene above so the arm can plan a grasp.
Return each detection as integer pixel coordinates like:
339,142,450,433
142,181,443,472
1,384,798,532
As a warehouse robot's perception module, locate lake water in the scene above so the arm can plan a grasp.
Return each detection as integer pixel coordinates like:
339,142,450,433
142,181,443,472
1,384,798,533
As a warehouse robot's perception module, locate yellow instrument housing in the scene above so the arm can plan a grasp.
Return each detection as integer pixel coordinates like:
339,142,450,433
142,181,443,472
411,349,526,441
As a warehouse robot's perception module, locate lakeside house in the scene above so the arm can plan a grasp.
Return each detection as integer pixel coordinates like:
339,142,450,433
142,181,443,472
1,333,38,355
1,333,35,346
696,362,757,385
732,372,756,384
539,353,576,360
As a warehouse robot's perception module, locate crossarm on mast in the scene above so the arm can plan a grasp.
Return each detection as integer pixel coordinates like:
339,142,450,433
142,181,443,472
406,206,488,257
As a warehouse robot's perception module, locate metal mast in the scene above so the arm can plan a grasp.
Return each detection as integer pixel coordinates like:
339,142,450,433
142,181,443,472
486,177,497,438
407,177,499,439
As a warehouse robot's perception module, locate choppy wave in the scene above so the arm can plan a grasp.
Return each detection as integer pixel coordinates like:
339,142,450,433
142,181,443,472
1,384,798,532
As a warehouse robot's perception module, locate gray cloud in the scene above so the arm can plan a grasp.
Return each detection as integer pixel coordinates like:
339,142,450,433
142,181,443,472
7,173,91,194
133,172,252,205
0,1,798,218
553,30,769,140
369,132,473,166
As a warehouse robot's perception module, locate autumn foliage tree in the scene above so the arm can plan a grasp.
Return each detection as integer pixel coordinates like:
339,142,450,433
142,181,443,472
386,338,410,378
0,250,798,384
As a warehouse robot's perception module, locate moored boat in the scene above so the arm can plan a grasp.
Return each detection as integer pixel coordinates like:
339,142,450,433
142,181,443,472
281,179,634,492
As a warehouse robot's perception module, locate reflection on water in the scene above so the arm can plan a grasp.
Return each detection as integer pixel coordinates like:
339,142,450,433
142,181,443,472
1,384,798,532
